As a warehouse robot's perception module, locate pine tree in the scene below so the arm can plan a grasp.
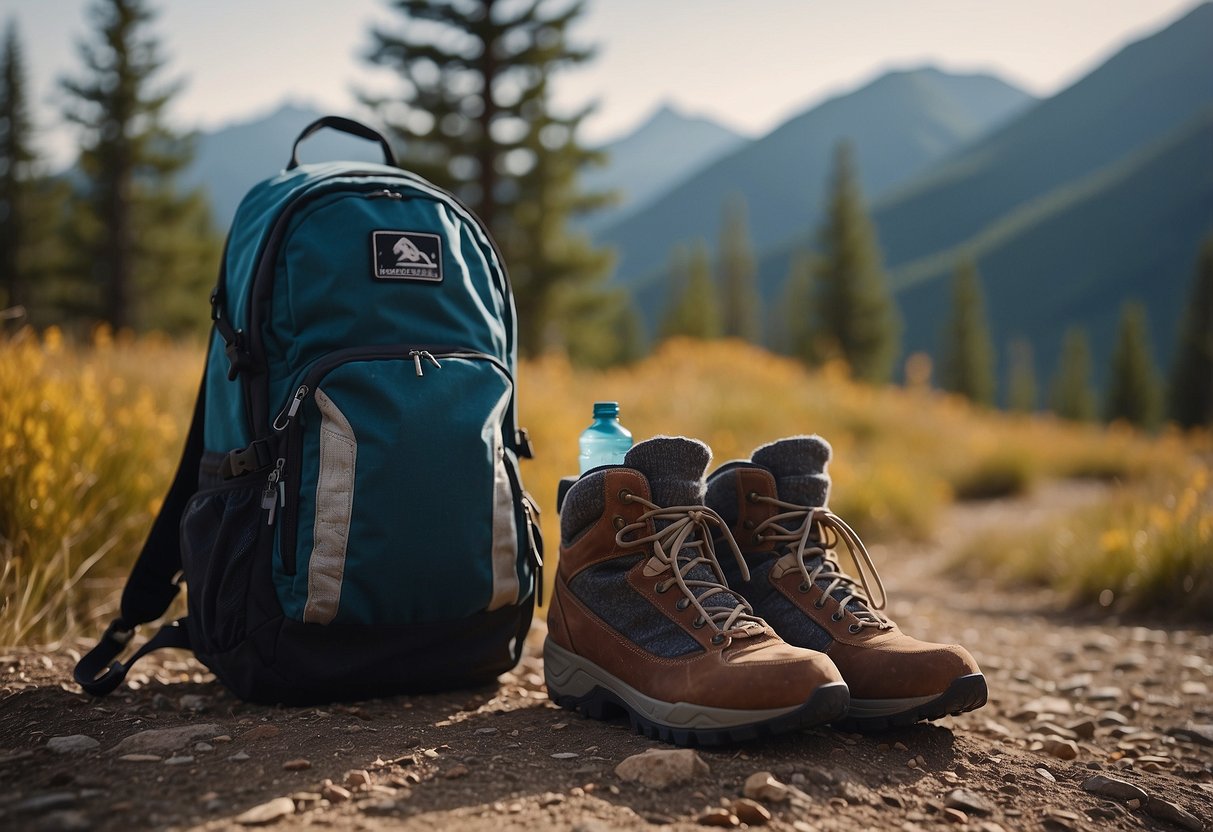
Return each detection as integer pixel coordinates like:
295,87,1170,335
717,194,759,342
1006,339,1038,413
364,0,612,356
1104,301,1161,427
938,258,996,405
0,20,34,315
60,0,219,331
814,141,900,382
1167,231,1213,428
780,250,815,363
661,241,720,340
1050,327,1096,421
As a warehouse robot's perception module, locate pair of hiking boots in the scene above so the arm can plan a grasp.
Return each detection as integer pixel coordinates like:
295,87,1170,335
544,435,987,746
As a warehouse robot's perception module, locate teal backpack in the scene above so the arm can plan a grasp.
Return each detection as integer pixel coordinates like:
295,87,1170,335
75,117,543,704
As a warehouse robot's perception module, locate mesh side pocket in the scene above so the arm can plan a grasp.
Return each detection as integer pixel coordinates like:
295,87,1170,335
180,482,264,653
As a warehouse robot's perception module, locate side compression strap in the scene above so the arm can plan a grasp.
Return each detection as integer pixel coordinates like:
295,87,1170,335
74,369,207,696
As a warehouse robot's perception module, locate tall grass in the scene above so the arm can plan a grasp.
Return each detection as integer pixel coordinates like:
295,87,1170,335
951,468,1213,620
1,332,1203,644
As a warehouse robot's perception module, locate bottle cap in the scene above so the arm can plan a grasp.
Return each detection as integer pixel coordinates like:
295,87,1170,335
592,401,620,418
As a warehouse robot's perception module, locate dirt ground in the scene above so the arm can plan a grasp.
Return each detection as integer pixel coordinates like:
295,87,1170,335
1,482,1210,832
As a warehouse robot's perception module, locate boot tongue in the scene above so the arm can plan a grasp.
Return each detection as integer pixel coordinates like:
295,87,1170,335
750,435,832,507
624,436,711,507
625,437,751,620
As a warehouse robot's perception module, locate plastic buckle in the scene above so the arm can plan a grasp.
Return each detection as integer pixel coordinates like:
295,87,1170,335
225,331,251,381
515,427,534,459
224,440,272,478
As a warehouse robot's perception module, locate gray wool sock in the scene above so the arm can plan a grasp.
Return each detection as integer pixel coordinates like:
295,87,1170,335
623,436,711,507
751,435,832,507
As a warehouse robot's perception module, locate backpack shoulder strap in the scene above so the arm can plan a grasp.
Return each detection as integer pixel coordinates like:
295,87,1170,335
74,367,207,696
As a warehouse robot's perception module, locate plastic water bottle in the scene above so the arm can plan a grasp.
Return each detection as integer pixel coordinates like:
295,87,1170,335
578,401,633,474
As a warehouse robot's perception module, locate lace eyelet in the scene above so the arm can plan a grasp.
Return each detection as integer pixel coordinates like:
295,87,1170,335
848,623,862,634
746,491,759,503
831,611,844,622
654,582,669,594
612,515,625,530
813,599,825,609
675,598,689,611
752,533,764,544
692,617,705,629
711,634,725,646
743,519,755,529
618,489,633,502
798,582,811,593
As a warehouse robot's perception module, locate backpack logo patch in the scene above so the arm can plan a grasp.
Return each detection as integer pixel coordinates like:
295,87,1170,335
372,231,443,282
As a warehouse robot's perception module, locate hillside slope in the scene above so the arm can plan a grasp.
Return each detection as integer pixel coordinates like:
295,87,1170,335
596,68,1034,284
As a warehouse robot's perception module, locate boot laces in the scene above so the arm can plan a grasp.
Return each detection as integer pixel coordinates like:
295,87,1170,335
615,492,766,643
752,494,893,630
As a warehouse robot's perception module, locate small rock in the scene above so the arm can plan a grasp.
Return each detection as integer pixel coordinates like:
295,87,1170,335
1169,723,1213,747
943,807,968,824
1067,719,1097,740
282,758,311,771
321,783,351,803
361,798,398,815
881,794,904,809
212,735,232,743
1034,768,1056,783
945,788,992,816
615,749,710,789
730,798,771,825
550,752,579,759
46,735,100,755
228,751,251,762
109,724,221,756
443,764,470,779
1180,681,1209,696
12,792,79,813
475,727,498,735
1097,711,1129,726
1036,722,1078,740
538,793,565,807
697,808,740,827
1085,686,1123,701
1042,738,1078,760
743,771,790,804
1128,799,1142,810
164,755,194,765
1081,775,1147,804
1021,696,1073,718
151,693,174,711
240,725,280,742
37,809,92,831
194,742,214,753
1146,798,1203,832
344,770,372,791
179,694,209,711
118,754,161,762
235,797,296,825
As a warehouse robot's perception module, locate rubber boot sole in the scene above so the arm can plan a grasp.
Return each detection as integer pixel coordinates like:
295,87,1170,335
834,672,989,732
543,637,849,747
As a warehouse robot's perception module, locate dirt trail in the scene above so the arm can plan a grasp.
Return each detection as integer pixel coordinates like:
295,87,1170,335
1,482,1210,832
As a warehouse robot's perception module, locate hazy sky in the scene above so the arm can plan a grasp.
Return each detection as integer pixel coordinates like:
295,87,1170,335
0,0,1202,165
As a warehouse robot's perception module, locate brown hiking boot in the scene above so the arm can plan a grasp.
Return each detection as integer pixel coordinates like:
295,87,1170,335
705,436,987,731
544,436,849,745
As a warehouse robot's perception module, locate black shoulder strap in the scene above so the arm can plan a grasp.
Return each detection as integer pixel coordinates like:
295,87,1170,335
74,368,207,696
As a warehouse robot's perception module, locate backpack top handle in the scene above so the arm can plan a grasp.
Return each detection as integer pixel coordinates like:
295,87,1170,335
287,116,397,171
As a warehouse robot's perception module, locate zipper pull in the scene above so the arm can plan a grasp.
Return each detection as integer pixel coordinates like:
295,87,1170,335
263,458,285,526
273,385,308,431
366,189,403,200
410,349,442,376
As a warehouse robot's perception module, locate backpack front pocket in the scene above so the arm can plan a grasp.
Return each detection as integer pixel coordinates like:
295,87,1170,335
270,348,523,626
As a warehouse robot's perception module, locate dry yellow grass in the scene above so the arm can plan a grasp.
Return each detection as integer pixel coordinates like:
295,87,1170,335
1,332,1204,643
